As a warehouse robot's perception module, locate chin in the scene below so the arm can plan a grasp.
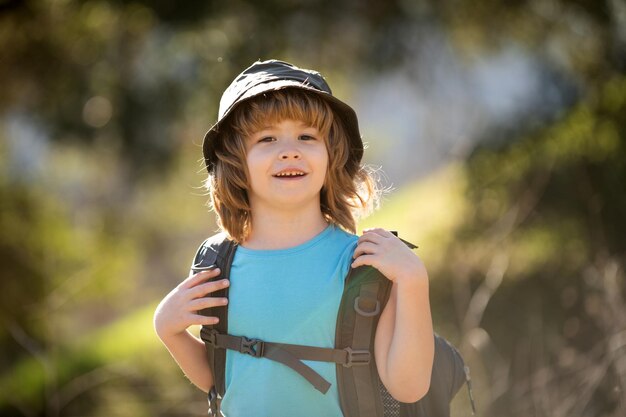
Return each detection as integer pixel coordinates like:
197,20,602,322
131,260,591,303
273,195,321,210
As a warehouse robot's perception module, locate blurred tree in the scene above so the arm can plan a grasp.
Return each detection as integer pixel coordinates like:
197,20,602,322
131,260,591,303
1,0,623,181
444,73,626,416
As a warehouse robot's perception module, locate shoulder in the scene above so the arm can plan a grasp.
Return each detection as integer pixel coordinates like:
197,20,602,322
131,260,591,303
327,224,359,243
324,226,359,272
325,225,359,252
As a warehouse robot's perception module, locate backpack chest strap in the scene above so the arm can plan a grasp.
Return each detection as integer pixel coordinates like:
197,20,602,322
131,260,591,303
200,328,371,394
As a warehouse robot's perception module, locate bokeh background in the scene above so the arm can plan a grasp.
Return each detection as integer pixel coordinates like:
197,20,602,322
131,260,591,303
1,0,625,416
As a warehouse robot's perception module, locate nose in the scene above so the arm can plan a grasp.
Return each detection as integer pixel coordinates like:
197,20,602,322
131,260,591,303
278,146,301,160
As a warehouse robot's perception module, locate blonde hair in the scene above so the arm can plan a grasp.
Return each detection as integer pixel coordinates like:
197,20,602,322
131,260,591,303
206,89,378,243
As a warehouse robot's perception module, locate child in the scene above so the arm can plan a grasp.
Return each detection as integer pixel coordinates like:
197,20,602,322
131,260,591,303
153,60,434,417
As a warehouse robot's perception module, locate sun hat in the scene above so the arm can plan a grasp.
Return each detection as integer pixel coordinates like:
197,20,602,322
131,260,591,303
202,59,364,174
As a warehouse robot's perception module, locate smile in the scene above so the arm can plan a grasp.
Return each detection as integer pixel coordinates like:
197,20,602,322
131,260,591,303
273,171,307,178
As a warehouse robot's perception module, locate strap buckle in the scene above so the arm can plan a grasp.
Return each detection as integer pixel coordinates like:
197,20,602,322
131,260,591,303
240,336,264,358
207,387,220,416
343,347,371,367
200,327,217,346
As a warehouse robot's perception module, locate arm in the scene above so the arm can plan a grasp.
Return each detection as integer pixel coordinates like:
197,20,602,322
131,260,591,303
153,268,230,392
352,228,434,403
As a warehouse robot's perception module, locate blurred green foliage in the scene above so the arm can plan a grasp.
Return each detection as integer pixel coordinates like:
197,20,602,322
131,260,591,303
1,0,625,416
454,72,626,416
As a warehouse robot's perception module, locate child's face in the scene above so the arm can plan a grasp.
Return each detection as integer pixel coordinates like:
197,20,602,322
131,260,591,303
244,118,328,213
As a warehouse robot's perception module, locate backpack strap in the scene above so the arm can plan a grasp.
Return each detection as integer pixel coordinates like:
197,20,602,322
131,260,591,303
200,328,372,394
190,233,238,416
336,266,392,417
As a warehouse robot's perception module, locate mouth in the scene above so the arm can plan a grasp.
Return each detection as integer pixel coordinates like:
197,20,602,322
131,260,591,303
272,170,307,179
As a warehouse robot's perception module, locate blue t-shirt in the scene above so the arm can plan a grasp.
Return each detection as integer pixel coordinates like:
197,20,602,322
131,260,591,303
220,225,358,417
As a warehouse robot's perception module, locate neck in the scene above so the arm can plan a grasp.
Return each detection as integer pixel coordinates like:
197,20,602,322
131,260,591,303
243,205,329,250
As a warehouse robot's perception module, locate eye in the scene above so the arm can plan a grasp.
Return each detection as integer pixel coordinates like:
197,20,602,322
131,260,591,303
257,136,275,143
299,134,317,141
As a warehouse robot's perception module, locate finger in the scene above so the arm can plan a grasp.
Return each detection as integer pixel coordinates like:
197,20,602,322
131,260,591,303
191,278,230,298
189,296,229,311
180,268,221,289
362,228,395,239
182,267,220,288
189,314,220,326
358,232,385,245
351,254,376,269
353,242,379,259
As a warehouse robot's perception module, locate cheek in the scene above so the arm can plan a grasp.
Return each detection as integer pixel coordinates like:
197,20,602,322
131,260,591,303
246,149,266,172
317,149,329,184
245,152,265,189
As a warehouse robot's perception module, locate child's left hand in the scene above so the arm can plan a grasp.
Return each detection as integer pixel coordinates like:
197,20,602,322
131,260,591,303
352,228,428,285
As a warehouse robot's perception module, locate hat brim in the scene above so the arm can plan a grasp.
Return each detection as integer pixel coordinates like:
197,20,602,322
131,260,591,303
202,81,363,175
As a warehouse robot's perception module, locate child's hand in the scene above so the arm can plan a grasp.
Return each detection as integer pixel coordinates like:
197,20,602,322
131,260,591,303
352,228,428,285
153,268,230,340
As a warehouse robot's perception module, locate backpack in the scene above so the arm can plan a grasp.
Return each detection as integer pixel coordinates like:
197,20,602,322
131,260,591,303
191,233,475,417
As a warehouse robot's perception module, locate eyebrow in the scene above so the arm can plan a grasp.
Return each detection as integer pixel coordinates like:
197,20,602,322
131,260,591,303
268,119,317,128
252,124,318,134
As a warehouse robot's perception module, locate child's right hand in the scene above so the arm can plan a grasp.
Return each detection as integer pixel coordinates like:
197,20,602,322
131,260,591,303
153,267,230,341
